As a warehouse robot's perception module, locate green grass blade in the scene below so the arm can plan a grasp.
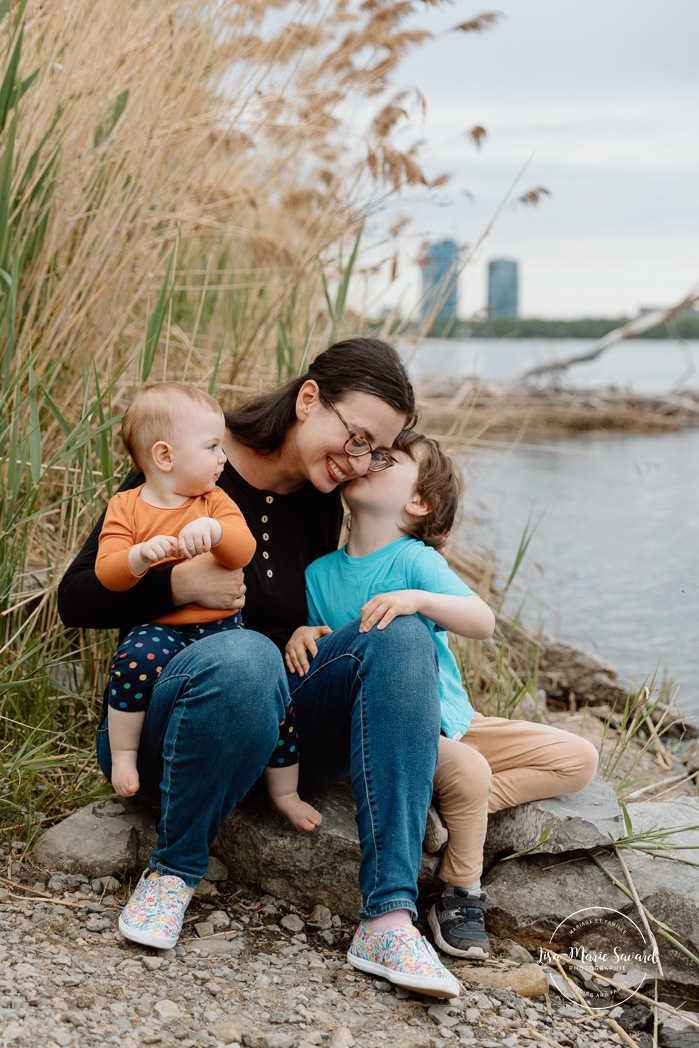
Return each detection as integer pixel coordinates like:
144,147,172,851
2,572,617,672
93,89,129,148
16,63,40,105
0,21,22,132
320,268,334,321
27,363,41,484
141,248,175,381
207,340,225,396
92,365,115,495
500,513,539,599
0,256,17,392
333,222,363,329
0,106,18,264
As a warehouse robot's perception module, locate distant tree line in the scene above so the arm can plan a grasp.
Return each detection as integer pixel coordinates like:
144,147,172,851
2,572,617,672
370,314,699,340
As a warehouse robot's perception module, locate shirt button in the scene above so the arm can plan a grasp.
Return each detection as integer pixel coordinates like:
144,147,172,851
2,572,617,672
261,515,269,524
266,496,274,504
262,533,269,541
266,569,273,578
262,551,269,559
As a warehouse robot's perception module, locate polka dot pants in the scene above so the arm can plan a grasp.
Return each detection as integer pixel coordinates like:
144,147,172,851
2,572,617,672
108,615,242,715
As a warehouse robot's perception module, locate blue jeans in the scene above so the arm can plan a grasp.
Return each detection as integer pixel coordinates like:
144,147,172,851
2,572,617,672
97,629,286,886
291,617,440,919
96,617,440,918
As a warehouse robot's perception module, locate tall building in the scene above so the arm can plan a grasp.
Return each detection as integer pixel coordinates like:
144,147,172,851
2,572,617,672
421,239,459,322
487,259,519,318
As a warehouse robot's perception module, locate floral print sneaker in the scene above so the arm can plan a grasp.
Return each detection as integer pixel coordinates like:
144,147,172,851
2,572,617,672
347,924,461,998
118,870,194,949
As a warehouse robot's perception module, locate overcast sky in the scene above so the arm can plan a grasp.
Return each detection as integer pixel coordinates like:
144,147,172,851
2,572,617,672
362,0,699,320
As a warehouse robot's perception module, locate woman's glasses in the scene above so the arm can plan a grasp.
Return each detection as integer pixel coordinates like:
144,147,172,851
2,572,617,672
327,401,395,472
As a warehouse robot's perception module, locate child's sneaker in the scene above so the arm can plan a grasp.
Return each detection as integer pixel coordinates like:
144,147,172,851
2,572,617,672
428,887,490,959
423,802,448,853
118,869,194,949
347,923,461,998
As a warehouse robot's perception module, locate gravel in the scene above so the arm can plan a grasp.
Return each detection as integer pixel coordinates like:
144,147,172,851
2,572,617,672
0,842,685,1048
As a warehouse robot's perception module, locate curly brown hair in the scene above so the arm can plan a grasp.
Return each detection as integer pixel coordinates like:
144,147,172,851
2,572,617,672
392,430,463,549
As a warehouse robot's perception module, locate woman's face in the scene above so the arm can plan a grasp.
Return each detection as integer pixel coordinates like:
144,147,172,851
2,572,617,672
294,385,407,493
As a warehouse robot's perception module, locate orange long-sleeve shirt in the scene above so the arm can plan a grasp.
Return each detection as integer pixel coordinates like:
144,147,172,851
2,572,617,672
95,485,256,626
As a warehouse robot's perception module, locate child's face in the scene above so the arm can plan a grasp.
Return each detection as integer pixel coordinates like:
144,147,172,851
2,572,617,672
166,409,227,496
343,448,421,517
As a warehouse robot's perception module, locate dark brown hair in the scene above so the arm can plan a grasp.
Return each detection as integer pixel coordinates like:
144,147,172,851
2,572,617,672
225,337,416,452
392,429,463,549
121,382,223,471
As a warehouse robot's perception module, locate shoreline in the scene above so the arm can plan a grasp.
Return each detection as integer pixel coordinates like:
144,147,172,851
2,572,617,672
426,393,699,731
417,380,699,440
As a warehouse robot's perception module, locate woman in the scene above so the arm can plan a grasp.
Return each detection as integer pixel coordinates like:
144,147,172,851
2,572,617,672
58,338,461,999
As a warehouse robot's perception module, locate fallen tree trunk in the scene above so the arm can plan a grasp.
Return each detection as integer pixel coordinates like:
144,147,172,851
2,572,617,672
519,283,699,382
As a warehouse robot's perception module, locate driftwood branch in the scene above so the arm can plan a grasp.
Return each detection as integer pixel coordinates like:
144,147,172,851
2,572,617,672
519,283,699,382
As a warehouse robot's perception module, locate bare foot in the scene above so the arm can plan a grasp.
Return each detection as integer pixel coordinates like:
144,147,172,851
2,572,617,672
111,753,140,798
273,796,323,832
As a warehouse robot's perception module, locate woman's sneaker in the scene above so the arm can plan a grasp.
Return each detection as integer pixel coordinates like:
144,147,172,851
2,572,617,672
347,924,461,998
428,887,490,959
118,870,194,950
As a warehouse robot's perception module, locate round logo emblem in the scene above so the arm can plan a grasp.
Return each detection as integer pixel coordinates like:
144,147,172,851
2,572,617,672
538,906,661,1009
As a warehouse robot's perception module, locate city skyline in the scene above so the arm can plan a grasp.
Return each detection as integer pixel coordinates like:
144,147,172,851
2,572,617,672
357,0,699,321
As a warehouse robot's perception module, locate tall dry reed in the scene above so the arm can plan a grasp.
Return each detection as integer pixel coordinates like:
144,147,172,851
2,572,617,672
2,0,497,833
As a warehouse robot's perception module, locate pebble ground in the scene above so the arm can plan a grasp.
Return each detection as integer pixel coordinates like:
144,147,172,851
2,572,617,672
0,845,692,1048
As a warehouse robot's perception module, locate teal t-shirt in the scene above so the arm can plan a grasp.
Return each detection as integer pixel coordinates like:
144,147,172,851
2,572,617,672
305,536,476,740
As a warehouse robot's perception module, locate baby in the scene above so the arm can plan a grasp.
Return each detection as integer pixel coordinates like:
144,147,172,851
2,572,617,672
96,382,256,797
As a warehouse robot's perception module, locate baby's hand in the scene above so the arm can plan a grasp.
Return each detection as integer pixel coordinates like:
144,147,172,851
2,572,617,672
129,534,178,575
359,590,421,632
284,625,332,676
177,517,223,558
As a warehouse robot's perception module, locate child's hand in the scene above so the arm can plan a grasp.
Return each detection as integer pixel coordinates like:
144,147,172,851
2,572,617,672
359,590,422,632
129,534,178,574
284,625,332,676
177,517,223,558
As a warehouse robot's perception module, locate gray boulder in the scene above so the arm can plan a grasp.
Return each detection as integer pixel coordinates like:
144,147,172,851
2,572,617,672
33,775,624,919
33,796,158,878
536,636,631,709
214,780,440,916
484,797,699,999
483,774,625,868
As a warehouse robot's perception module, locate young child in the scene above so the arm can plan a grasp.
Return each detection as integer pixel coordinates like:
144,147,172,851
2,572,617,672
96,383,257,799
284,430,599,959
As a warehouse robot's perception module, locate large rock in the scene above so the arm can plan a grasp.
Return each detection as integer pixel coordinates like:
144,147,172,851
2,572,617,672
214,780,440,917
483,774,625,868
32,796,158,878
33,775,624,920
484,797,699,999
536,636,631,709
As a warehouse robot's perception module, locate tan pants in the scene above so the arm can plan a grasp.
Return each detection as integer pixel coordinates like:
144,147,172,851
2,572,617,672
433,712,599,887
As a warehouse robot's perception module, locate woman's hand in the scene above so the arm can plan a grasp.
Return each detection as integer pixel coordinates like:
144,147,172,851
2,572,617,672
171,554,246,610
284,625,332,676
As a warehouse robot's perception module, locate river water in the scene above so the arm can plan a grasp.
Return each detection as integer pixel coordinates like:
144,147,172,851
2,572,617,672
404,338,699,723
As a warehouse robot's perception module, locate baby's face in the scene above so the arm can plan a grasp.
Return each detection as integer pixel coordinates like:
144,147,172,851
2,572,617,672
167,409,227,496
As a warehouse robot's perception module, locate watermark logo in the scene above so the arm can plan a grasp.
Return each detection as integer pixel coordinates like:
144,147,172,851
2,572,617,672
537,906,660,1009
